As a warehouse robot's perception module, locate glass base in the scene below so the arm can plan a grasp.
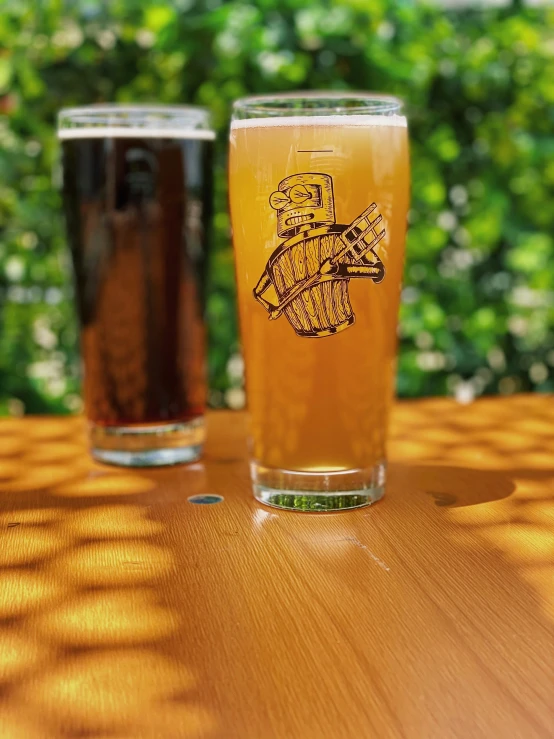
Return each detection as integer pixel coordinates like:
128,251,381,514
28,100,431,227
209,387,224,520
251,460,386,512
89,418,204,468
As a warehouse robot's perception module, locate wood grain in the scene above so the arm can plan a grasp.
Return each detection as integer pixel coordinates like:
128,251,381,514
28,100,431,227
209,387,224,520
0,395,552,738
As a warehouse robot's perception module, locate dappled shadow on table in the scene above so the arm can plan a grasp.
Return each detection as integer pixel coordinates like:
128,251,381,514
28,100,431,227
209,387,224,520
238,398,553,737
0,403,552,735
389,395,554,623
0,417,215,738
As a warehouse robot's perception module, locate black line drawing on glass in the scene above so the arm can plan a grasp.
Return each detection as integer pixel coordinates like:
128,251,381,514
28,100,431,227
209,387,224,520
253,173,386,338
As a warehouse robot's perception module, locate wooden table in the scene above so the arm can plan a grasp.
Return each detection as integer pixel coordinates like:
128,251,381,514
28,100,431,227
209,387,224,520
0,395,552,739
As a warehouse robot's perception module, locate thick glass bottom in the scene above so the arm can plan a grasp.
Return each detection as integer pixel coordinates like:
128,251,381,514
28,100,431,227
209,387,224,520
251,460,386,512
89,418,204,468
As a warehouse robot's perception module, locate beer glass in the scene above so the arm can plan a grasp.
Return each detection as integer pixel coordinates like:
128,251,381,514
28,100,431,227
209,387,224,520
58,105,214,466
229,93,409,511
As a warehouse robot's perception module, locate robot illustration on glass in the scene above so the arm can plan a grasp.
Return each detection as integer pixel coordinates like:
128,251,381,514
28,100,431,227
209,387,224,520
253,173,386,338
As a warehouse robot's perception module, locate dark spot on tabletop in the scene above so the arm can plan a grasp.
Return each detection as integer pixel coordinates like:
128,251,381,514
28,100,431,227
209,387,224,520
188,494,224,505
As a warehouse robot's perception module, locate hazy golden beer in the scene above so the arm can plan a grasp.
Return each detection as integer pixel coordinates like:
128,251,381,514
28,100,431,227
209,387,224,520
229,96,409,510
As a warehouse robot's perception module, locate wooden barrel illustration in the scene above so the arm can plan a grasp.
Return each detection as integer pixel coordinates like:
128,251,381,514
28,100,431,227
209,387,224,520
267,227,354,338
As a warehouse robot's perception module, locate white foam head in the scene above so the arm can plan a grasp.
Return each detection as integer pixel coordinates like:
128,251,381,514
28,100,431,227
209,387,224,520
57,105,215,141
59,127,215,140
230,114,407,131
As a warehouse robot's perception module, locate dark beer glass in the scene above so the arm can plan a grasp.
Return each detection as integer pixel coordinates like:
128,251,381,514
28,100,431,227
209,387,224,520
58,105,214,466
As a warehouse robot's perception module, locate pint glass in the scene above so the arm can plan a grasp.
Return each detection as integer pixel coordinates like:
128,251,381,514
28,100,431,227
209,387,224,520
58,106,214,466
229,93,409,511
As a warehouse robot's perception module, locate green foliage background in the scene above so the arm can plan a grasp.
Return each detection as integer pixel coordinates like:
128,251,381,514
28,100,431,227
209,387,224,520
1,0,553,414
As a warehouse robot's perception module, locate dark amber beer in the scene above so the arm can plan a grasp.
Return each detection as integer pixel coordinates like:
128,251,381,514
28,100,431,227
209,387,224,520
59,106,214,466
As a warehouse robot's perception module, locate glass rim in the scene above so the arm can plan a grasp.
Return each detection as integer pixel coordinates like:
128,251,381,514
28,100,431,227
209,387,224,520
232,91,404,117
57,103,215,140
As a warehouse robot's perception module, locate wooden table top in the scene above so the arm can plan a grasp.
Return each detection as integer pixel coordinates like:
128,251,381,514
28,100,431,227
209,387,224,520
0,395,552,739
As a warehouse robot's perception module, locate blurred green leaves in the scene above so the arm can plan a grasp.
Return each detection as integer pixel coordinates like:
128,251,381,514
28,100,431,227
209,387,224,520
0,0,553,413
